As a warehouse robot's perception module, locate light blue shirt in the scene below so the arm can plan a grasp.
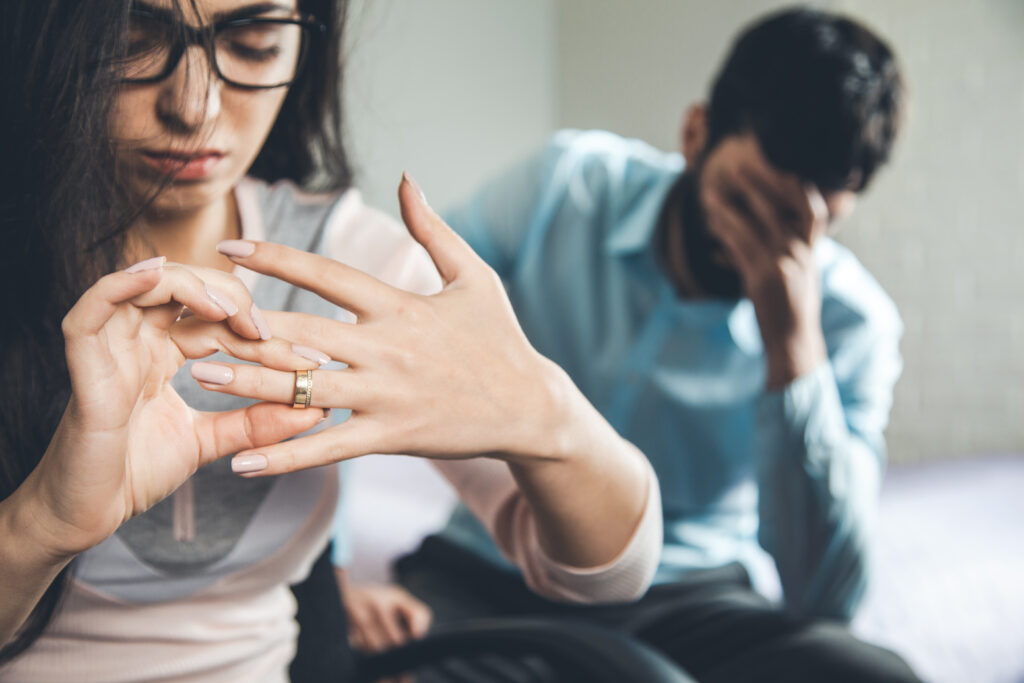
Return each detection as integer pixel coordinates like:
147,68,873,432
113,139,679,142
438,130,902,620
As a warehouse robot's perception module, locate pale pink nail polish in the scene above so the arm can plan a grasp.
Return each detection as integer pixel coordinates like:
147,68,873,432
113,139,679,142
125,256,166,273
292,344,331,366
204,284,239,316
250,303,271,340
217,240,256,258
402,171,428,205
191,362,234,385
232,453,268,474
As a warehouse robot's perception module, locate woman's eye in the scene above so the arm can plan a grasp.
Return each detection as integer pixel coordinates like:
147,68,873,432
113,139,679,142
219,24,287,62
225,42,281,62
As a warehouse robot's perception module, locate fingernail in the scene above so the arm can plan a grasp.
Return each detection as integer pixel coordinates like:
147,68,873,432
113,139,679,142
291,344,331,366
191,362,234,385
232,453,268,474
250,303,271,340
204,283,239,316
402,171,428,205
217,240,255,258
125,256,166,273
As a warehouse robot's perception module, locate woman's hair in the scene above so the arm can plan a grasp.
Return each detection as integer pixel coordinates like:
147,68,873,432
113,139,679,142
0,0,350,662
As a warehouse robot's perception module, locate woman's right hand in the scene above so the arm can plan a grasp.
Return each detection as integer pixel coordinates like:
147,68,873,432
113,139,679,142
12,258,328,563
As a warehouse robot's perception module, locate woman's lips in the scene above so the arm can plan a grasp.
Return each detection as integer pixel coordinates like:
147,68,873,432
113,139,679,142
140,150,226,180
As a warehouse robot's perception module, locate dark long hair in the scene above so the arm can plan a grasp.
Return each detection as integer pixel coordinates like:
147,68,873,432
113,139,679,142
0,0,350,663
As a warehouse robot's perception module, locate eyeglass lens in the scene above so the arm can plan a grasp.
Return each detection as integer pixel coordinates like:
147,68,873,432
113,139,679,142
118,13,306,88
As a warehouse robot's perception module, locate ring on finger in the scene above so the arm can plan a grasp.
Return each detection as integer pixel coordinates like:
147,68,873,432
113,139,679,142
293,369,313,409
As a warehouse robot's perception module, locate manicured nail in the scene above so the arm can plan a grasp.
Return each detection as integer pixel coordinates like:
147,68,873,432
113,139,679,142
204,283,238,316
402,171,428,205
191,362,234,385
291,344,331,366
232,453,268,474
250,303,271,340
125,256,166,273
217,240,255,258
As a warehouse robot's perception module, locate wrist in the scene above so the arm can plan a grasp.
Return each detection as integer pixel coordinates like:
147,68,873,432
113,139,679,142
764,327,828,390
0,482,76,575
510,356,600,465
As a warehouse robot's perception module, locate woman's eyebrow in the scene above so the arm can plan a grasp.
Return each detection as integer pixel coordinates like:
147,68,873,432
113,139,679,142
130,2,294,24
212,2,295,23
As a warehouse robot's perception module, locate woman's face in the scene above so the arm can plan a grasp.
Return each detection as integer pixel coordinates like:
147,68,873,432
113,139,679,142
111,0,300,214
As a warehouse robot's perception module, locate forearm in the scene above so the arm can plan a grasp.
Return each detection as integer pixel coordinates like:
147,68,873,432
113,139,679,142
505,362,651,569
757,363,881,619
0,485,73,647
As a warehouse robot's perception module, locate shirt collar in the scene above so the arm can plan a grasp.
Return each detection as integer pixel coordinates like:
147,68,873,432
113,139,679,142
603,169,681,258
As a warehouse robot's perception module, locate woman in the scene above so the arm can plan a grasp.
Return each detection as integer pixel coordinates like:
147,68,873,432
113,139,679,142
0,1,661,680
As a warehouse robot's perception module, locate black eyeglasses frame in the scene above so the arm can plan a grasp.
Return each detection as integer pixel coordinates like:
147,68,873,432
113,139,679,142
119,9,327,91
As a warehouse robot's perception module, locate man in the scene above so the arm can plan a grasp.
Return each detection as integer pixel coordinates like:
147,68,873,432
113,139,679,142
361,7,918,681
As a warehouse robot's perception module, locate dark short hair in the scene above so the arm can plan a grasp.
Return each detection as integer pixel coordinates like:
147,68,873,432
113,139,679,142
705,6,904,192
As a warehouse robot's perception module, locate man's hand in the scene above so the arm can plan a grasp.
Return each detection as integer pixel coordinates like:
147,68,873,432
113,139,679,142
700,134,830,389
335,569,432,653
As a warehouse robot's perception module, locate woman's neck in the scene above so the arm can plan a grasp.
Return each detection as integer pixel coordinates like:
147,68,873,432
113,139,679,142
127,191,242,272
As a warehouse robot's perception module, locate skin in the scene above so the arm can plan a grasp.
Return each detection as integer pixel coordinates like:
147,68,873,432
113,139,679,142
1,0,651,654
673,104,857,389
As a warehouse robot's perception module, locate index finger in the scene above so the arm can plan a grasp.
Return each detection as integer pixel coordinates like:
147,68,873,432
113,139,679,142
216,240,404,319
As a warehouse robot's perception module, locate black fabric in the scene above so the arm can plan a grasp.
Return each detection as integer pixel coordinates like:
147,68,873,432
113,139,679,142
396,535,921,683
289,543,355,683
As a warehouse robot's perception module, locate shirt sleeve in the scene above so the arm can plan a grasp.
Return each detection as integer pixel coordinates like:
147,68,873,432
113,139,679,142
431,451,662,604
756,315,902,621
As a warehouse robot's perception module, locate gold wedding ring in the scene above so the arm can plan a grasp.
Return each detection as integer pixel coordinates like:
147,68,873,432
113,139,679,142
293,369,313,409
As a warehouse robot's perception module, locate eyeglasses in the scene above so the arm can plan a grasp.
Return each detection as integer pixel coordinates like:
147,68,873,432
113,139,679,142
115,9,325,90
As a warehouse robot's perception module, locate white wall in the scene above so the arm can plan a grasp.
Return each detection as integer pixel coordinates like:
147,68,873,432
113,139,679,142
556,0,1024,463
343,0,557,214
343,0,1024,464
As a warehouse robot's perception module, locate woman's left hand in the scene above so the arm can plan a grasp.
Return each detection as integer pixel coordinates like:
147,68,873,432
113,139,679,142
199,174,573,476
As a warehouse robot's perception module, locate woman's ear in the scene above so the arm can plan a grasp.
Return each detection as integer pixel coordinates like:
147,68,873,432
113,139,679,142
680,103,708,162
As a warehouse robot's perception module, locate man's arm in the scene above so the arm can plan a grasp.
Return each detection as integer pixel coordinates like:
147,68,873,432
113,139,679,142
700,135,901,619
756,331,900,619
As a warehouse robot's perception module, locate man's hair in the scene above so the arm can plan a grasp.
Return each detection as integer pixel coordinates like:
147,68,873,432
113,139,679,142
706,6,904,192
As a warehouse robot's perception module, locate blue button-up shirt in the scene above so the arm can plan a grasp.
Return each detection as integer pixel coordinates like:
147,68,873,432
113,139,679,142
439,130,902,620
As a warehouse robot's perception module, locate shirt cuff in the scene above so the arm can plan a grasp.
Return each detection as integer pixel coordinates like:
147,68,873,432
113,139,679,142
508,456,662,604
757,361,846,462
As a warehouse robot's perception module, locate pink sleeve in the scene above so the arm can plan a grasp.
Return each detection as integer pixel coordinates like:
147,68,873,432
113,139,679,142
432,455,662,604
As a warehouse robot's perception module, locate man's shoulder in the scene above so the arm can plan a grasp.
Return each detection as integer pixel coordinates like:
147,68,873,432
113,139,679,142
542,129,683,186
816,238,902,341
536,130,682,239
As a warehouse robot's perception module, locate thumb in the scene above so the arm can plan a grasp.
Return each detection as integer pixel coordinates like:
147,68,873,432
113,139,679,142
397,172,477,285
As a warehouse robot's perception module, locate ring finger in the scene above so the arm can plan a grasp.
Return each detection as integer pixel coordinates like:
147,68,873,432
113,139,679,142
190,362,370,410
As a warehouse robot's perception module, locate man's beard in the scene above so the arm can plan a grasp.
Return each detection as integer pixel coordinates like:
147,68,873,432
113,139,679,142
670,169,743,299
659,169,741,296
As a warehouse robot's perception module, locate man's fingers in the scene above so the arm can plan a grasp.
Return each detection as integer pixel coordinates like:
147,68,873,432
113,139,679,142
398,173,478,286
216,240,404,320
397,597,433,638
194,402,328,467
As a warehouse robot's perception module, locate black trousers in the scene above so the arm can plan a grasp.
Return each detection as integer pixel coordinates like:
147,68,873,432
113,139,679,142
396,536,922,683
289,543,355,683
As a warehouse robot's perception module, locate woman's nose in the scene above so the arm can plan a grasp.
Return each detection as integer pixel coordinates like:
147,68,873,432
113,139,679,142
155,46,222,134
